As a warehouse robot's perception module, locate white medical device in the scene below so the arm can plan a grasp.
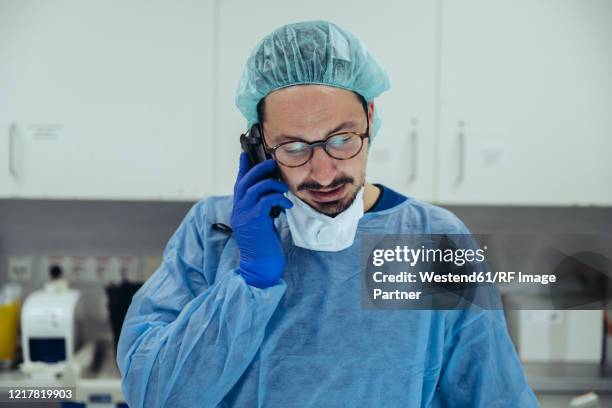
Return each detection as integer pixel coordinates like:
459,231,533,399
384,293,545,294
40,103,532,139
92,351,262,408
20,276,84,380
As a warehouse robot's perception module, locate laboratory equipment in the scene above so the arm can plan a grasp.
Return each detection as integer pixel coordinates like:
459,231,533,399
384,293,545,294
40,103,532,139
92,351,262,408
19,265,85,380
0,283,22,367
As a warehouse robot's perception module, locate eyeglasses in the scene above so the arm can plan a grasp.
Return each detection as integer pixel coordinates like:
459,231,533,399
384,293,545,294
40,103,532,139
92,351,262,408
262,108,370,168
257,94,370,167
264,131,369,167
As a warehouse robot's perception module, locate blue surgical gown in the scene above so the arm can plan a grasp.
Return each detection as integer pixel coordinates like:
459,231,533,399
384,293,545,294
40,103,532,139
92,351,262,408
116,195,539,407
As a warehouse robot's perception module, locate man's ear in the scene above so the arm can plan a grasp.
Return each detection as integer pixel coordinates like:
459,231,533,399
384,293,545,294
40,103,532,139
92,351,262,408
367,101,374,148
368,101,375,134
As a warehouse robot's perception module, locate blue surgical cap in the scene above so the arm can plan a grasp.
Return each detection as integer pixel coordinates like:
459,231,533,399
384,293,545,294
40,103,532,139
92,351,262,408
235,20,391,140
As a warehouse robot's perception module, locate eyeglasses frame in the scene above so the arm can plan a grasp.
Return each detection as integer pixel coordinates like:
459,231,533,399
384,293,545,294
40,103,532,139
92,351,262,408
258,96,371,168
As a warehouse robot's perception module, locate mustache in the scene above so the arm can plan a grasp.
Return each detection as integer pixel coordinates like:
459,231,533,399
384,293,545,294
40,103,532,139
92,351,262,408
297,176,354,191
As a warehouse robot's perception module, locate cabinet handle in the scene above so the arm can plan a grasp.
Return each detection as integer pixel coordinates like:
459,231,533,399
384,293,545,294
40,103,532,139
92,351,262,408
409,129,418,182
457,129,465,184
9,123,17,178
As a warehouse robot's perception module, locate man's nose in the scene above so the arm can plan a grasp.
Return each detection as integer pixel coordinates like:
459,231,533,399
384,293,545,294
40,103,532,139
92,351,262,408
308,145,336,186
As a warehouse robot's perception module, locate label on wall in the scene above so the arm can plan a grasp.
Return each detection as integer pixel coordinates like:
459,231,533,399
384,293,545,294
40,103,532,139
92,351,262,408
8,256,33,282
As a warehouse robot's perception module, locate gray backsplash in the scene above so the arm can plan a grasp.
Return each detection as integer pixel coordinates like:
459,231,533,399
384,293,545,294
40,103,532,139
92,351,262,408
1,198,611,347
0,198,196,347
2,198,612,280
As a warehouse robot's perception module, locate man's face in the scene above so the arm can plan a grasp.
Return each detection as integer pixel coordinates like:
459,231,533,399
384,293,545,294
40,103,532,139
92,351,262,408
261,85,373,217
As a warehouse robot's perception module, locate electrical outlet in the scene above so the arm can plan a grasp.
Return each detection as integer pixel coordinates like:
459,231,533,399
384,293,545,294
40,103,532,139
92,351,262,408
8,256,33,282
118,256,140,283
44,255,70,281
94,256,121,284
141,256,163,281
70,256,96,282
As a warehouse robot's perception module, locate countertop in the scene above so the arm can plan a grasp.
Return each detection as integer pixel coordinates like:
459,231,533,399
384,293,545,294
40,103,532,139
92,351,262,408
0,338,124,404
525,362,612,394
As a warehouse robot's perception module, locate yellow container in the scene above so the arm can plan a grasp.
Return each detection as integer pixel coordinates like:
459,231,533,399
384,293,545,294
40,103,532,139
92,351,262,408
0,301,21,361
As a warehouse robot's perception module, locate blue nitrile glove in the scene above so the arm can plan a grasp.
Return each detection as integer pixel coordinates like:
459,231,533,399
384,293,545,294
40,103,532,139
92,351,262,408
231,152,293,289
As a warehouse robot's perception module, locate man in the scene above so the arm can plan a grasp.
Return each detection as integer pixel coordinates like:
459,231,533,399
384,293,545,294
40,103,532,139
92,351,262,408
117,21,539,407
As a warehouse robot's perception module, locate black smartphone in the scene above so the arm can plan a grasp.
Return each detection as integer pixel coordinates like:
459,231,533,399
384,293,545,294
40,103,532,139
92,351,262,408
240,124,282,218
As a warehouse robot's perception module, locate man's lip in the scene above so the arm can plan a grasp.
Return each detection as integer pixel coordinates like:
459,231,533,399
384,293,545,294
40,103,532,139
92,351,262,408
308,184,346,203
314,186,341,193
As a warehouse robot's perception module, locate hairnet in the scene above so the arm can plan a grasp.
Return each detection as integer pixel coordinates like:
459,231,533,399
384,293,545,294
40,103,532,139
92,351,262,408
235,20,390,140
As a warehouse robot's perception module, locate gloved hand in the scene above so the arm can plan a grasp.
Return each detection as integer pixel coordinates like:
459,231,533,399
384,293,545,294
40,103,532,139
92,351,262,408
231,152,293,288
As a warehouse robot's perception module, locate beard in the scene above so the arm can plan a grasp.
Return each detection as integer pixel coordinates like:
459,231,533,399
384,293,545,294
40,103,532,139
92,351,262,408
297,171,366,217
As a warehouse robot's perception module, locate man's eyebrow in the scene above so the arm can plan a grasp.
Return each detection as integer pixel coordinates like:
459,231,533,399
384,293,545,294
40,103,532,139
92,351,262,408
273,120,359,143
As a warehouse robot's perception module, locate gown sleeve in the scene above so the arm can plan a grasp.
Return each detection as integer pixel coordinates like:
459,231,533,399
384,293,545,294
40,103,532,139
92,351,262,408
116,199,286,408
437,309,540,407
434,213,540,407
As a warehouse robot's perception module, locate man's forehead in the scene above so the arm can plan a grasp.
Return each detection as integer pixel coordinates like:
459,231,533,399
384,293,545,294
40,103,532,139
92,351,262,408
263,84,364,107
260,85,367,142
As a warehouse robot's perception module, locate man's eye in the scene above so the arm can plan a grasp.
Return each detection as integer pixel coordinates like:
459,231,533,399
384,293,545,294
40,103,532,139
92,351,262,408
283,142,309,154
327,135,352,148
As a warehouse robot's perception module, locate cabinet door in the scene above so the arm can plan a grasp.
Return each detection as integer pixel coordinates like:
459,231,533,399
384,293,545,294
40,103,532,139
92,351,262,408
0,0,215,201
0,123,15,197
215,0,437,201
437,0,612,205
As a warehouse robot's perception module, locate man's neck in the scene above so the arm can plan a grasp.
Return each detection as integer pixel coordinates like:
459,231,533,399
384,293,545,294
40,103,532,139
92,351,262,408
363,181,381,212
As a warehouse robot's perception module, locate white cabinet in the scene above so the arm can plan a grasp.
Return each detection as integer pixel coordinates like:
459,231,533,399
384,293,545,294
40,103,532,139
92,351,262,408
214,0,437,201
2,1,609,205
0,124,15,197
0,0,215,201
437,0,612,205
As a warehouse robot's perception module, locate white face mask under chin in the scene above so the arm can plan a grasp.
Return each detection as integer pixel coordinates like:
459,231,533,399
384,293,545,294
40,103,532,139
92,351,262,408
284,187,364,252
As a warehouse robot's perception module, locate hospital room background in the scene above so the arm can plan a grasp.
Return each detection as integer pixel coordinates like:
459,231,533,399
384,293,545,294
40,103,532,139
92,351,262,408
1,1,611,407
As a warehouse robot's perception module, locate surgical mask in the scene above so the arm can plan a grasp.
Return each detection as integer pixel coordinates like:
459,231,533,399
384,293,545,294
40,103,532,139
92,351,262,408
284,187,364,252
